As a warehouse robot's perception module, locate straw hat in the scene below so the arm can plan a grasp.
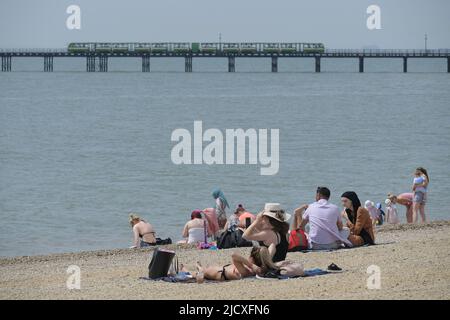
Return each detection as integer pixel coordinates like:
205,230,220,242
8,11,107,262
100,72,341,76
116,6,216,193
261,203,291,222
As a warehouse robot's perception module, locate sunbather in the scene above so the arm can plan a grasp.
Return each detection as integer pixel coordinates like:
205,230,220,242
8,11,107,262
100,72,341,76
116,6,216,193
194,246,275,281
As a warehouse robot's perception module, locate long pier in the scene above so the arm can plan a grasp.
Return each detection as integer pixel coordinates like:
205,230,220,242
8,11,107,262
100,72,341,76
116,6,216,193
1,49,449,73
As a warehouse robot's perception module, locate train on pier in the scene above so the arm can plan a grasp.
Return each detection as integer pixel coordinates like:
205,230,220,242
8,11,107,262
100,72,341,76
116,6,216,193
67,42,325,54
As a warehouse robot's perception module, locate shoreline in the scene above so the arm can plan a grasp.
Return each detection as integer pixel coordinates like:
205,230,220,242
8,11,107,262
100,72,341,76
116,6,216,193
1,220,448,262
1,220,449,299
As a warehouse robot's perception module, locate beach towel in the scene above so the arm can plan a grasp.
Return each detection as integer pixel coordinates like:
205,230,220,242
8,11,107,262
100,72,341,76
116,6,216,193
255,268,330,280
139,272,196,283
203,208,220,236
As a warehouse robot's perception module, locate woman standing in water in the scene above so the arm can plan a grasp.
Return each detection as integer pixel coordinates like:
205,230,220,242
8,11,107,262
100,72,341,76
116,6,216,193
212,188,230,229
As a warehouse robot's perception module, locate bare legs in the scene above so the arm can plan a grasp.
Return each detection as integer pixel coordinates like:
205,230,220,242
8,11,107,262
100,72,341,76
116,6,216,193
412,203,426,223
419,204,426,223
405,205,413,223
292,205,307,230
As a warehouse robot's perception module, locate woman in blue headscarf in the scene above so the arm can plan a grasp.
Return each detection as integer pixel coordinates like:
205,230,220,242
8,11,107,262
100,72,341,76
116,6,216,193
212,188,229,229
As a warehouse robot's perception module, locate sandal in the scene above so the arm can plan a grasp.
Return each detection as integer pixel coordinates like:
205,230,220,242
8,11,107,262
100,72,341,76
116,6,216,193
327,263,343,272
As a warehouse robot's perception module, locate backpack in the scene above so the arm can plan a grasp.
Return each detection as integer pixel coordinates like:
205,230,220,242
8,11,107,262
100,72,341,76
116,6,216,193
217,229,253,249
288,229,308,252
155,237,172,245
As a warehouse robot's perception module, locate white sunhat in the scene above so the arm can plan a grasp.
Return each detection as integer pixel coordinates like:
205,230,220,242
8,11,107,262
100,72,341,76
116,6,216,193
261,203,291,222
365,200,375,208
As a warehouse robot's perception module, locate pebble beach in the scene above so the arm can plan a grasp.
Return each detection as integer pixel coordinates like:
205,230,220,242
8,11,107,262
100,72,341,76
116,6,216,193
1,221,449,300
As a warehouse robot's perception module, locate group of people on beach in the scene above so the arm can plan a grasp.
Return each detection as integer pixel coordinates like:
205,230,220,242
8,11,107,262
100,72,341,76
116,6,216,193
129,167,430,281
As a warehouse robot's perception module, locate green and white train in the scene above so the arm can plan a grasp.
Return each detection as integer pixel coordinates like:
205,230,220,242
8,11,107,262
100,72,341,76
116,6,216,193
67,42,325,54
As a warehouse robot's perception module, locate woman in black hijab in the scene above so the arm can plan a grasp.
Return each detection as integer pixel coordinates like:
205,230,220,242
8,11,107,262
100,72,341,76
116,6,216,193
341,191,375,246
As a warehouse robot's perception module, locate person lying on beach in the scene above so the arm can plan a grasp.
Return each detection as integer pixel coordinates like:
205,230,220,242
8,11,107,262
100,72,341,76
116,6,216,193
129,213,157,248
243,203,290,262
192,247,275,281
187,247,304,281
341,192,375,246
178,210,211,244
297,187,352,250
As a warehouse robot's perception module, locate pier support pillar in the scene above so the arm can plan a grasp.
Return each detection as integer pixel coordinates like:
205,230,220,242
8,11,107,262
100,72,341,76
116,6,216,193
403,57,408,73
228,56,235,72
185,55,192,72
2,55,12,72
86,56,96,72
315,56,321,72
98,56,108,72
142,56,150,72
44,56,54,72
271,56,278,72
447,57,450,73
359,56,364,73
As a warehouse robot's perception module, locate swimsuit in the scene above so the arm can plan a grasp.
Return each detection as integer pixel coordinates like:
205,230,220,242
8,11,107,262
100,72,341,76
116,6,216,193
259,232,288,263
218,264,232,281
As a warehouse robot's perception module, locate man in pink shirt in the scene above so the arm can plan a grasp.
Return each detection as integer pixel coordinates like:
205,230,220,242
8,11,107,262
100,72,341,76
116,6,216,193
298,187,352,250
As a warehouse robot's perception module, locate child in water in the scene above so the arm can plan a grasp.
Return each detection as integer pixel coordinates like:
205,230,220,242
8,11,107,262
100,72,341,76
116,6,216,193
384,199,400,224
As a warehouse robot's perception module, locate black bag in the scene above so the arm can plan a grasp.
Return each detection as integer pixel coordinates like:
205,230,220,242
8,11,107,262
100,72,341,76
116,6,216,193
148,248,176,279
217,229,252,249
156,237,172,245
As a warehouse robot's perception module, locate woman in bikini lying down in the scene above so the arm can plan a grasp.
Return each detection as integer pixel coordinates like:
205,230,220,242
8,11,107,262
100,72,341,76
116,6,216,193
182,246,277,281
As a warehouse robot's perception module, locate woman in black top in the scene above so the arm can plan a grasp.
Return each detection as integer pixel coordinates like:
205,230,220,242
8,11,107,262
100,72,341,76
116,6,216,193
243,203,290,262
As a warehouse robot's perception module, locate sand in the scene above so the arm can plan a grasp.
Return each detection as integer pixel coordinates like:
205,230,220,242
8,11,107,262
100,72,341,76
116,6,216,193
1,221,449,300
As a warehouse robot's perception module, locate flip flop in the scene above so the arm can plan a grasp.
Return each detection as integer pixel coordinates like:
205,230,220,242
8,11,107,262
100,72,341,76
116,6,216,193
327,263,343,273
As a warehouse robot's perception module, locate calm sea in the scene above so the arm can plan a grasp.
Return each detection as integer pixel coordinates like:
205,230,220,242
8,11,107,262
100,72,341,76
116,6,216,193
1,57,449,257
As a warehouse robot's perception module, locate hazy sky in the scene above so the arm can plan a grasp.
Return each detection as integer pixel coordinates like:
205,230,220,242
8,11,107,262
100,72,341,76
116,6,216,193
1,0,449,49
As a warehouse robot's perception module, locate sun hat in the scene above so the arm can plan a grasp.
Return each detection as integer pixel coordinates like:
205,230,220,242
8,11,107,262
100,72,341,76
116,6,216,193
365,200,375,208
261,203,291,222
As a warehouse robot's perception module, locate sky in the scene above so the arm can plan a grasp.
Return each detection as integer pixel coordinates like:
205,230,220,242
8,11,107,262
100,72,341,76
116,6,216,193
0,0,449,49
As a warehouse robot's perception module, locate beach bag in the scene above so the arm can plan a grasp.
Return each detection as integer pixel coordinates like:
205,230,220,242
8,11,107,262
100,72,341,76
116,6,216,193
148,248,176,279
277,260,304,277
198,220,213,249
155,237,172,245
288,229,308,252
217,229,252,249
